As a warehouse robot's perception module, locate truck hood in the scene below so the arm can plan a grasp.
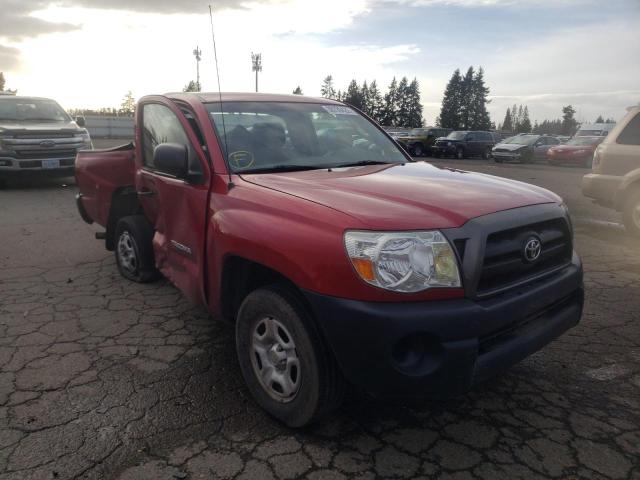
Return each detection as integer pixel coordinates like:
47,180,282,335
242,161,559,230
0,120,82,133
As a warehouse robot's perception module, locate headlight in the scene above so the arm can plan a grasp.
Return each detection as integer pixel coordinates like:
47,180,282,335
446,141,452,146
75,130,93,149
344,230,461,292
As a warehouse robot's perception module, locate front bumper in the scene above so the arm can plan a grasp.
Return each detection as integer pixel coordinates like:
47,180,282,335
582,173,622,208
432,145,457,156
304,255,583,399
0,155,76,175
492,151,522,162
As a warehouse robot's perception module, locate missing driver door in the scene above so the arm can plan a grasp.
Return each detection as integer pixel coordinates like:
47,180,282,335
136,101,211,305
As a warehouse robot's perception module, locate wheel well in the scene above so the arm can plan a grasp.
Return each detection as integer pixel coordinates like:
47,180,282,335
105,187,143,250
219,256,302,322
618,181,640,211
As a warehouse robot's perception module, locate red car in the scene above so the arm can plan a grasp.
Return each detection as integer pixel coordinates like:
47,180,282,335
547,136,604,168
75,92,583,427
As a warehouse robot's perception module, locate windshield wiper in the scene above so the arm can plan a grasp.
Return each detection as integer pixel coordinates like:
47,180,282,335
239,164,324,174
331,160,396,168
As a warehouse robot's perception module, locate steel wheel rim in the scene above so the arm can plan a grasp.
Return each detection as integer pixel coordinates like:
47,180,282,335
117,231,138,273
250,316,301,403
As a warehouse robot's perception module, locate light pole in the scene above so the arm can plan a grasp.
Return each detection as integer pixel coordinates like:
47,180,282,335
193,46,202,91
251,52,262,93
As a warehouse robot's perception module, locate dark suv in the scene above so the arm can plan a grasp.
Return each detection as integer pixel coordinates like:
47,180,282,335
432,131,495,159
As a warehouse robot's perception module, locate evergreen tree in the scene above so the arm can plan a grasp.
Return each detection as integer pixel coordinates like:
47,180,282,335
595,115,604,123
459,66,475,129
183,80,200,92
119,91,135,116
511,104,519,132
520,106,532,133
360,81,371,116
292,86,303,95
438,69,462,129
470,67,491,130
502,107,513,132
395,76,410,127
320,75,337,99
381,77,399,126
343,79,364,110
562,105,577,135
0,72,4,92
367,80,384,123
405,77,424,128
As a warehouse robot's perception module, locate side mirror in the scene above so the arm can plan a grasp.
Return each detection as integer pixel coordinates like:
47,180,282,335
75,116,86,127
153,143,188,178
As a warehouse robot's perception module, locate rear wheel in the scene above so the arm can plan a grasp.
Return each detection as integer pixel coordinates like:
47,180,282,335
114,215,160,283
482,147,492,160
236,285,345,427
412,143,424,157
622,190,640,238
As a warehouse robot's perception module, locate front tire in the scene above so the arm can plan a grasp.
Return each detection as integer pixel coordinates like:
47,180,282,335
114,215,160,283
236,286,345,427
622,190,640,238
456,147,465,160
482,147,492,160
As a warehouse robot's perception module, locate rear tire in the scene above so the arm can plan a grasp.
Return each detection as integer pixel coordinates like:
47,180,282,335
412,143,424,157
114,215,160,283
622,190,640,238
236,285,345,427
482,147,492,160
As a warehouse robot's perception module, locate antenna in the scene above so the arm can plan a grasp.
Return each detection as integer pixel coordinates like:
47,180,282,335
209,4,233,188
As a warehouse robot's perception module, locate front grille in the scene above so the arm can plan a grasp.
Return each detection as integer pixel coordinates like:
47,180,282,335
493,148,511,153
19,158,75,168
477,218,572,296
13,133,73,139
15,149,76,159
434,140,449,147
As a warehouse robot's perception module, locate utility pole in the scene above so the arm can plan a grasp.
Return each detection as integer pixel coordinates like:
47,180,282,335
193,46,202,91
251,52,262,93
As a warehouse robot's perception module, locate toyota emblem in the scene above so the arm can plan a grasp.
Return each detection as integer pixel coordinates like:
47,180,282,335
39,140,55,148
523,236,542,262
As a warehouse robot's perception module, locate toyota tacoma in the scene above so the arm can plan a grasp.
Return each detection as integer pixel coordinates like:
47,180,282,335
75,92,584,427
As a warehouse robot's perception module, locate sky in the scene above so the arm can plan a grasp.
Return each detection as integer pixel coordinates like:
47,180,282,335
1,0,639,125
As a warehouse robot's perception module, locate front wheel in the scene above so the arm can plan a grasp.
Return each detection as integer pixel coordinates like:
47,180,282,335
456,147,465,160
622,190,640,238
482,147,492,160
114,215,160,283
236,286,345,427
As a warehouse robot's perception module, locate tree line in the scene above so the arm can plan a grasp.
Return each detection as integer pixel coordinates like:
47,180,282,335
0,72,17,94
437,66,492,130
320,75,424,128
498,105,580,136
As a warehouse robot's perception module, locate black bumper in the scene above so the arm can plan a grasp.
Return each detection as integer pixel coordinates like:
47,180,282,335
304,257,583,399
75,193,93,225
432,145,457,156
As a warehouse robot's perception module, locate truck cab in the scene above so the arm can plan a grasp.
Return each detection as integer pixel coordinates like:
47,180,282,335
75,92,584,427
0,95,92,183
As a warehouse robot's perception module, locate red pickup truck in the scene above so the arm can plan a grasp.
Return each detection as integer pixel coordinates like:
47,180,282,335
75,92,584,427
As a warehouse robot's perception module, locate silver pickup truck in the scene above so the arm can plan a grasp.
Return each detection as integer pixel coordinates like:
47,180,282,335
0,94,92,184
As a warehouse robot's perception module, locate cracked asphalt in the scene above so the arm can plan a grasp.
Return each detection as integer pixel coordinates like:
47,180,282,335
1,148,639,479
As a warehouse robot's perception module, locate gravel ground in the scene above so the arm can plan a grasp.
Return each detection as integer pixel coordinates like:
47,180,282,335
0,154,638,480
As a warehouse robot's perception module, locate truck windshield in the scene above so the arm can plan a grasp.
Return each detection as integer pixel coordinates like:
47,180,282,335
206,102,407,173
503,135,539,146
447,131,468,140
0,98,71,122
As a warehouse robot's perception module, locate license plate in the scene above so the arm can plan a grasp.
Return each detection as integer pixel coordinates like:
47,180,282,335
41,159,60,169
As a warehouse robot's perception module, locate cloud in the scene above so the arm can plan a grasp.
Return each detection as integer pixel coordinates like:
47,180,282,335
0,45,21,70
382,0,586,6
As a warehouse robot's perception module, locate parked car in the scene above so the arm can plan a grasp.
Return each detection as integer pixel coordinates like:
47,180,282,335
0,95,92,184
76,92,583,427
576,123,616,137
492,134,560,163
555,135,571,144
582,105,640,236
395,127,452,156
547,136,604,168
431,130,495,159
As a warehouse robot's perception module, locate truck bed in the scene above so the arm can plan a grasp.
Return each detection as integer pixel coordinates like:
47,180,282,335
75,142,136,227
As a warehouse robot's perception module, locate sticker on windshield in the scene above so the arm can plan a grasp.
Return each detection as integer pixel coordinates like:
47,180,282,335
322,105,358,116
